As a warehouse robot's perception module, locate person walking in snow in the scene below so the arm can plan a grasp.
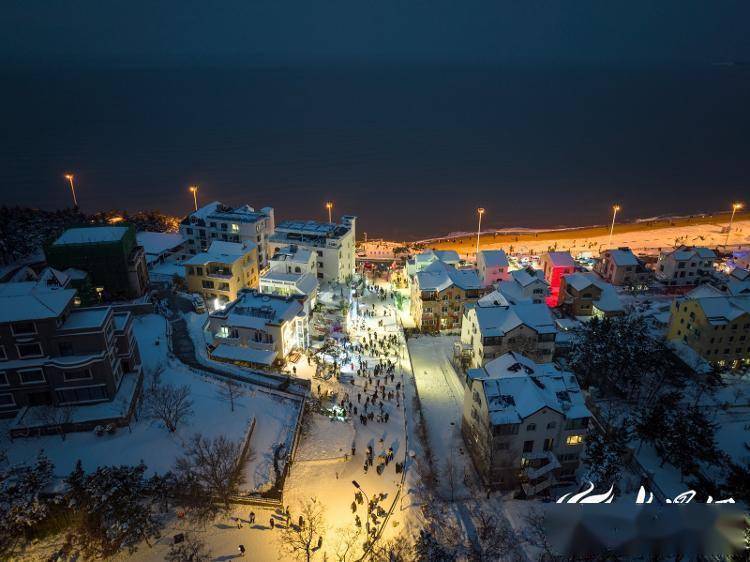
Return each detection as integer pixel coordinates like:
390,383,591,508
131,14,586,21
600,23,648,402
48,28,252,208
238,545,246,556
249,511,255,524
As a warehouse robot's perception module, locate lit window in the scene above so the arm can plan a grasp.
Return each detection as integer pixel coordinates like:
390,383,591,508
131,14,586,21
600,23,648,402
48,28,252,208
566,435,584,446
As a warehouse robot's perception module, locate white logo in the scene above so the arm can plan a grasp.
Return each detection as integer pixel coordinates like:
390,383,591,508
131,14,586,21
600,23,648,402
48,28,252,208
557,482,735,504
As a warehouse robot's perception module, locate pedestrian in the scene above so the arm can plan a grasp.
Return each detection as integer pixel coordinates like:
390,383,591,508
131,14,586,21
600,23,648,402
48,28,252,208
236,517,242,528
249,511,256,524
299,515,304,527
270,518,275,529
318,536,323,549
239,544,246,556
351,501,357,513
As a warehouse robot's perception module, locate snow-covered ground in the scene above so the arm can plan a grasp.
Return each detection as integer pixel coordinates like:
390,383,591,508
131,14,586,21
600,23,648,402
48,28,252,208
2,314,301,496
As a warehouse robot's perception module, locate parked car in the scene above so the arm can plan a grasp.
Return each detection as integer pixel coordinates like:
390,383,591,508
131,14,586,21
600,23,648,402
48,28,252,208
192,294,206,313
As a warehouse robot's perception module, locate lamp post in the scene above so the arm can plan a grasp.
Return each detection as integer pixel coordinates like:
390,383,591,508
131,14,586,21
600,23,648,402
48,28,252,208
475,207,485,259
725,202,744,246
63,173,78,207
608,204,620,248
189,186,199,212
326,201,333,223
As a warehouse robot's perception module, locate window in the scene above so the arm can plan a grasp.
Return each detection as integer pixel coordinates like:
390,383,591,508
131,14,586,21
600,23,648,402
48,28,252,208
56,385,107,405
546,421,556,429
523,440,534,453
16,342,43,358
566,435,584,446
0,372,7,386
0,346,5,360
196,267,204,276
19,368,45,384
543,438,554,451
0,393,15,408
63,369,92,382
201,280,215,289
526,423,536,431
11,321,36,335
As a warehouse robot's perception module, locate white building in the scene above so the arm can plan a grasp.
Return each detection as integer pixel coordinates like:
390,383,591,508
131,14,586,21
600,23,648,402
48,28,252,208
260,244,319,314
268,217,356,283
405,250,461,277
205,290,309,367
655,246,717,287
136,232,186,266
460,292,557,366
476,250,509,287
180,201,275,268
497,267,550,305
461,352,590,494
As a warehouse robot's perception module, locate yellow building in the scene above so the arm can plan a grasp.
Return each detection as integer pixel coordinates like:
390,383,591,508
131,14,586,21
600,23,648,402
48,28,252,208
667,286,750,369
184,241,258,310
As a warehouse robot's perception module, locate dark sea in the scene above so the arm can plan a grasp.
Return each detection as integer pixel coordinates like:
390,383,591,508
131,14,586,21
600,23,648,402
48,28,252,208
1,63,748,240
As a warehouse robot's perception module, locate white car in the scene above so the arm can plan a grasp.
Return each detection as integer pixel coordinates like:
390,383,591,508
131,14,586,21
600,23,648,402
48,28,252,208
192,294,206,313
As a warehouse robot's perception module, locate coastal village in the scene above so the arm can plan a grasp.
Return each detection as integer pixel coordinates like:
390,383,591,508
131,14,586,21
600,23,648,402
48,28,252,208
0,199,749,560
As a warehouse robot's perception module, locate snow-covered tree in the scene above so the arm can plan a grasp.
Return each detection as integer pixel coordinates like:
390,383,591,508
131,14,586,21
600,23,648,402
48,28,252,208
412,529,455,562
279,497,327,562
217,378,244,412
165,533,212,562
0,452,54,557
146,381,194,432
583,419,632,493
174,433,246,514
63,460,162,558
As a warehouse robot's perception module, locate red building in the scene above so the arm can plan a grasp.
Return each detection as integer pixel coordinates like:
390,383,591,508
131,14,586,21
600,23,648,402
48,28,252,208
541,251,576,306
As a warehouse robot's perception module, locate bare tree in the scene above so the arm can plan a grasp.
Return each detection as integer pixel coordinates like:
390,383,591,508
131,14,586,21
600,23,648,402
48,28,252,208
165,533,212,562
175,434,247,512
333,526,362,562
470,509,523,562
217,378,244,412
33,405,73,440
146,382,193,432
279,497,326,562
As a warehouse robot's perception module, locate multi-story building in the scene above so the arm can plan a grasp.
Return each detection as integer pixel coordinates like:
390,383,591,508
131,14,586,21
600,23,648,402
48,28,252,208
596,248,652,287
206,290,309,367
497,267,550,305
541,251,576,306
47,225,149,300
667,286,750,369
655,246,717,287
184,241,259,310
459,292,557,366
559,273,625,318
259,245,318,314
0,280,142,425
461,352,590,495
410,261,484,331
405,250,461,277
268,217,356,283
179,202,275,268
476,250,509,287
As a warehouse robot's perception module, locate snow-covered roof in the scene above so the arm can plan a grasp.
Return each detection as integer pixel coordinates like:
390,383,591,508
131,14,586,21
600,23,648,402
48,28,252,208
605,248,639,267
213,291,304,327
509,267,547,287
478,250,509,268
211,343,277,366
415,261,482,292
477,290,510,308
473,302,557,337
664,246,717,262
726,279,750,297
136,231,185,259
0,282,76,323
545,251,575,268
691,295,750,325
469,352,590,425
60,307,111,330
730,268,749,282
184,240,256,266
53,226,129,245
270,245,314,266
563,273,625,314
260,270,318,297
63,268,88,281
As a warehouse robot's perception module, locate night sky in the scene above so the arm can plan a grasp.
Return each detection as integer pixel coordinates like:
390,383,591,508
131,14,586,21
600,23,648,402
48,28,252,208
1,2,749,239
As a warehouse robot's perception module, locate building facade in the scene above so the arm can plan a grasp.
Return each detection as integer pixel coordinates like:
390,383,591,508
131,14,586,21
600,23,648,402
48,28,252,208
541,251,576,307
184,241,259,309
476,250,510,287
268,217,356,283
0,281,141,420
596,248,652,287
459,295,557,367
461,352,590,495
559,273,625,318
410,261,484,330
180,202,275,269
667,287,750,369
47,225,149,300
497,267,550,305
206,291,309,367
656,246,717,287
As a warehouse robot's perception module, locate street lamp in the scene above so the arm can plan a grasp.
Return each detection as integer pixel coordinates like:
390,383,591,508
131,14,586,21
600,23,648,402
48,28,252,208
608,204,621,248
326,201,334,223
475,207,485,258
63,173,78,207
725,202,744,246
189,186,199,212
